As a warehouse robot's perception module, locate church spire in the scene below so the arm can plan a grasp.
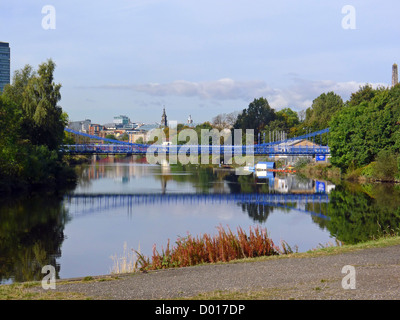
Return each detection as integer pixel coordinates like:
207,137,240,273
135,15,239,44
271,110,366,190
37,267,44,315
161,106,168,128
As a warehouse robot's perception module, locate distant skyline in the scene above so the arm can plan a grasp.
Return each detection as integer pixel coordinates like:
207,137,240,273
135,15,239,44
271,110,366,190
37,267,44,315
1,1,399,124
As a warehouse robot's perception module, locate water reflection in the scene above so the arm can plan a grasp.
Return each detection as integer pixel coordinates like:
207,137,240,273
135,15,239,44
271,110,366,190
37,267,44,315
324,184,400,244
1,157,400,284
0,195,69,284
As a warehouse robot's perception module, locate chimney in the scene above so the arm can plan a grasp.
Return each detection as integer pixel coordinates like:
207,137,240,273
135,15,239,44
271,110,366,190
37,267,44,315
392,63,398,87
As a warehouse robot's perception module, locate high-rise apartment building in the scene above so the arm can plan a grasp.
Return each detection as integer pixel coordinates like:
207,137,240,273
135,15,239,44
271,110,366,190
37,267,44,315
0,42,10,93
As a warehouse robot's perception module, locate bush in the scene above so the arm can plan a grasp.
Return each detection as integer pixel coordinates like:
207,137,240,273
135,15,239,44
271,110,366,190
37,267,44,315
373,150,398,181
398,155,400,172
361,162,376,178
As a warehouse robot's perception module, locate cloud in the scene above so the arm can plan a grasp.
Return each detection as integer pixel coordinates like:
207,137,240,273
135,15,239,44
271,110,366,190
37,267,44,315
278,78,386,111
91,77,387,112
100,79,274,102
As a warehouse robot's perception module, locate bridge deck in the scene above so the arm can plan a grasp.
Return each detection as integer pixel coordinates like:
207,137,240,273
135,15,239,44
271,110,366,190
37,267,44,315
61,144,330,155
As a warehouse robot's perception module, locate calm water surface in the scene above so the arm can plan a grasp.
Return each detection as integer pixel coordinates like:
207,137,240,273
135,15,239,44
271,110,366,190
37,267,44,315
1,156,400,284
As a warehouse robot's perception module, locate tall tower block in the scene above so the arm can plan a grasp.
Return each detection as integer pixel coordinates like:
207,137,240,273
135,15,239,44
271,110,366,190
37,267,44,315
392,63,398,87
0,42,10,93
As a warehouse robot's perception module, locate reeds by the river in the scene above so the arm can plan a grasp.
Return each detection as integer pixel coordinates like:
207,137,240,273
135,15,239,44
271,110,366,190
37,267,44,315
133,225,286,271
110,242,139,274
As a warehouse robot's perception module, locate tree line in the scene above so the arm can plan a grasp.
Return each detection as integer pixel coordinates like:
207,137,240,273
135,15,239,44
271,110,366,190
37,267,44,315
212,83,400,179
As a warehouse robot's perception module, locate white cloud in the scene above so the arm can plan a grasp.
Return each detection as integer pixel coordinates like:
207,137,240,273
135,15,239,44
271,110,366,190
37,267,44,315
93,77,387,114
106,79,274,101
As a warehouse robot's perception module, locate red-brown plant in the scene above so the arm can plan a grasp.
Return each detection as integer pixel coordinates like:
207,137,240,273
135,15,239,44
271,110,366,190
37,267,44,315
135,225,285,271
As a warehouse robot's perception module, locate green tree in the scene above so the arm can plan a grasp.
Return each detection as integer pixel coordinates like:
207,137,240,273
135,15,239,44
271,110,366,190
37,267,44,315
262,108,300,141
2,65,35,106
120,133,129,141
105,134,118,140
0,60,75,193
347,84,378,107
329,85,400,171
135,137,144,144
233,97,276,141
20,59,65,150
0,97,23,185
373,149,398,181
304,92,344,131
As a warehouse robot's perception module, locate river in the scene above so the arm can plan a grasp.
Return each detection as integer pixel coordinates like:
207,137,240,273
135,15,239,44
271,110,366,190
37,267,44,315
1,156,400,284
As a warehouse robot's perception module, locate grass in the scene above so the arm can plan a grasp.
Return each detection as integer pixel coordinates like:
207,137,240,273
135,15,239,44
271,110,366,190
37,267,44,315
110,242,139,274
0,282,90,300
0,275,122,300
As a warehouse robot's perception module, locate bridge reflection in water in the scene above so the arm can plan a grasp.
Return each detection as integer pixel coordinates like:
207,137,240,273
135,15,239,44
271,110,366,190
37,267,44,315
64,192,330,220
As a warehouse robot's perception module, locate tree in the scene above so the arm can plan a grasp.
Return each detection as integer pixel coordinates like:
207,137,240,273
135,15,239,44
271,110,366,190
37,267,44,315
20,59,65,150
304,92,344,131
233,97,276,141
0,96,23,182
0,60,74,192
2,65,35,106
120,133,129,141
262,108,300,140
212,111,239,130
347,84,384,107
135,137,144,144
329,85,400,170
105,134,118,141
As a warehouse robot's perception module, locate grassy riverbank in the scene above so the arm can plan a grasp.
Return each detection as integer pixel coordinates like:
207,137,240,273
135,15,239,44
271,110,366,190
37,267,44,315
2,234,400,300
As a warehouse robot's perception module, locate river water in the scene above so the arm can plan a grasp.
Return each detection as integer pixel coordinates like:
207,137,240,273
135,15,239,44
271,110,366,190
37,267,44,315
1,156,400,284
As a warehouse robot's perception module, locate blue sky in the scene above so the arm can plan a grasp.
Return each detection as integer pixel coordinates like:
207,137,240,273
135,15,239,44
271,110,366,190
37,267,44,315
1,1,399,124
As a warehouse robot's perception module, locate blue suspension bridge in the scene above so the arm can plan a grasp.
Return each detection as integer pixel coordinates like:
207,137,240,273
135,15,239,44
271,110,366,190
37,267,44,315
62,127,330,156
64,192,330,220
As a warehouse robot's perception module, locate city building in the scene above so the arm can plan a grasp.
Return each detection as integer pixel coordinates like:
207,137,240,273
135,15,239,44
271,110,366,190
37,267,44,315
113,115,130,128
113,115,136,129
0,42,10,93
103,123,117,130
68,119,91,132
128,124,158,143
88,124,104,136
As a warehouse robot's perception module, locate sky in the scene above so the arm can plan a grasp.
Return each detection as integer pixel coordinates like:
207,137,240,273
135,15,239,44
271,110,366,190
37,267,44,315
1,0,399,125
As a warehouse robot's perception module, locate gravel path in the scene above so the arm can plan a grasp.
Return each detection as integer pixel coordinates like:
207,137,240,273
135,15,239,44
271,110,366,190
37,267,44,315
38,244,400,300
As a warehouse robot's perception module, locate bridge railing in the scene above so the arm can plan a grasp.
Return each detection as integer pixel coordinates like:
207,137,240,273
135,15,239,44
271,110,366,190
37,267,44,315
61,144,330,155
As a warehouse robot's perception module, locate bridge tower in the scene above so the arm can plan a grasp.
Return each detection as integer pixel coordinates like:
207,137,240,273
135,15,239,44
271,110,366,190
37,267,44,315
392,63,398,87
